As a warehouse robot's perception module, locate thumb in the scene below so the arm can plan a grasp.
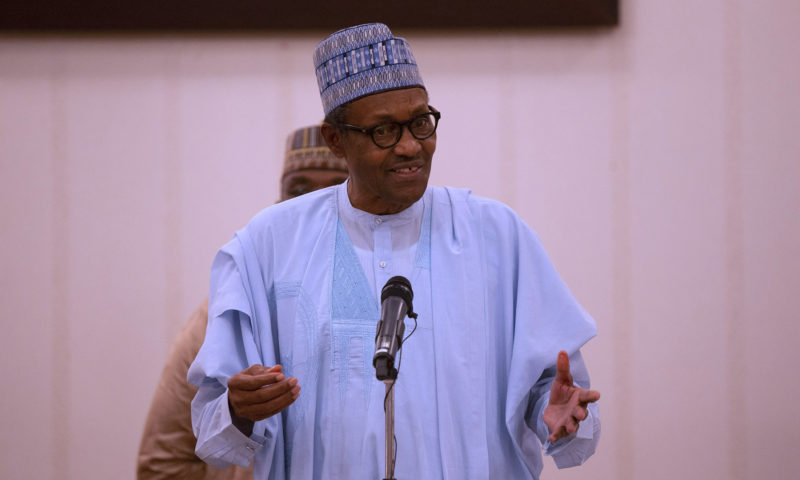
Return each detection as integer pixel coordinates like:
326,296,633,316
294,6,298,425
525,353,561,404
243,364,282,375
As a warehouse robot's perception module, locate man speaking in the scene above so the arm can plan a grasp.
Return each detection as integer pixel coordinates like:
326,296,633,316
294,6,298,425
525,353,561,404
189,23,601,479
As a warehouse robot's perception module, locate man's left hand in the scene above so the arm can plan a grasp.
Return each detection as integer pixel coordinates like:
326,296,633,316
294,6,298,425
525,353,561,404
542,350,601,443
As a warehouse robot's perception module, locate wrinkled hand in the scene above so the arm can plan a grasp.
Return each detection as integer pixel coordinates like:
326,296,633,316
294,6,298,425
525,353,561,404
542,351,601,443
227,364,300,434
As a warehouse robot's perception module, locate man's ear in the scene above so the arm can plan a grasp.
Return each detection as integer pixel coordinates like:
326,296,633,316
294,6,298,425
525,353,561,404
321,123,346,159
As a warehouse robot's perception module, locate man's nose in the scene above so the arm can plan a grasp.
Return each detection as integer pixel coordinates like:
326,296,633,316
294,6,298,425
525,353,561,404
392,126,422,156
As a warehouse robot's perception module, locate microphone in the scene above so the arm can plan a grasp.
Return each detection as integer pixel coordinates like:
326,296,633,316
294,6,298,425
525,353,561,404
373,276,417,381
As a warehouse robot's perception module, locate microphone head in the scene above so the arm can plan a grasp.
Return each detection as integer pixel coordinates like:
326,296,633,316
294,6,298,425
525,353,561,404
381,275,413,306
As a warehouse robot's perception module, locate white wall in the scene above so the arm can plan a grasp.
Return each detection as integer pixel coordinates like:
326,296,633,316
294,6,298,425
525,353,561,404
1,0,799,478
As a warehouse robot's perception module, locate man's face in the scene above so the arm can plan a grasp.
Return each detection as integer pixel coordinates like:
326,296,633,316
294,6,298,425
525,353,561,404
323,87,435,215
280,169,348,201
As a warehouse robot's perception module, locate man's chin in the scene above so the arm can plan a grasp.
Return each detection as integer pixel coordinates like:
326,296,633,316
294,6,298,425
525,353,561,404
391,184,428,210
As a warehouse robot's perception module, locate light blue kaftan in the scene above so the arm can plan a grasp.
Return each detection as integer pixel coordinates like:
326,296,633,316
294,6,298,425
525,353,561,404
188,182,600,479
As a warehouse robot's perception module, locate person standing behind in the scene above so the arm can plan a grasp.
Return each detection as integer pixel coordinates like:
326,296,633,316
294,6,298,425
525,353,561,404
136,125,347,480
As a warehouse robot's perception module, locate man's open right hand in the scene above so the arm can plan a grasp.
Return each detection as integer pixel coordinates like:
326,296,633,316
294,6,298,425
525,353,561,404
227,364,301,430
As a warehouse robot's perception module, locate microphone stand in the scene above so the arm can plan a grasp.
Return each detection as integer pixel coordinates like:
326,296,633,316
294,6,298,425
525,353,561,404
374,276,417,480
382,365,398,480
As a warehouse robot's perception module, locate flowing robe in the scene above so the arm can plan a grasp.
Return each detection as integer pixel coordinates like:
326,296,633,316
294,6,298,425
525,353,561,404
189,184,600,479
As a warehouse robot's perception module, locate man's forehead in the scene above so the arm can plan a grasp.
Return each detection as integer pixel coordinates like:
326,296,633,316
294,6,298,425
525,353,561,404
347,88,429,122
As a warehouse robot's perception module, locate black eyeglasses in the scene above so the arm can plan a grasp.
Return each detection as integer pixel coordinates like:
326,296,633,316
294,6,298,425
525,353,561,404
337,109,441,149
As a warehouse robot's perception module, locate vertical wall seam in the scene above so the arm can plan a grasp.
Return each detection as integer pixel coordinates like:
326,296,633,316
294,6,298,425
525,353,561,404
611,4,634,477
723,1,747,478
50,58,71,480
164,48,183,346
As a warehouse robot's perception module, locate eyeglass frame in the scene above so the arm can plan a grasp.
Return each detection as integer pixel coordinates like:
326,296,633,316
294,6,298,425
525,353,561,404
335,108,442,149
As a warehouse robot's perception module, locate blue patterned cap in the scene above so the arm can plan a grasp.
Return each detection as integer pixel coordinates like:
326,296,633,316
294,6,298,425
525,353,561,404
314,23,425,116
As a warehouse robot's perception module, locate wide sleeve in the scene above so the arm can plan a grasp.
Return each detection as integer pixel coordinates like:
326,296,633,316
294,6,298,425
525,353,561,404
187,233,283,474
497,205,600,471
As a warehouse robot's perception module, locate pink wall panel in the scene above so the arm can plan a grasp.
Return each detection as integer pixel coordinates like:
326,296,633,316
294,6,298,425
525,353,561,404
1,1,799,478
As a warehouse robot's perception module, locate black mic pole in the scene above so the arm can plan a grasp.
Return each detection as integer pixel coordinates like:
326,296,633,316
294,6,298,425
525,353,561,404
373,276,416,480
382,366,396,480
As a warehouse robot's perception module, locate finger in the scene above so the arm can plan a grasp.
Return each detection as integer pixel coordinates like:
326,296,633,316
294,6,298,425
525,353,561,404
548,419,577,442
229,371,286,391
236,385,301,421
548,425,566,443
549,409,584,442
577,389,601,403
566,417,579,434
572,406,588,421
235,364,282,382
230,378,298,416
236,377,299,406
554,351,573,385
567,419,578,435
241,364,282,375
